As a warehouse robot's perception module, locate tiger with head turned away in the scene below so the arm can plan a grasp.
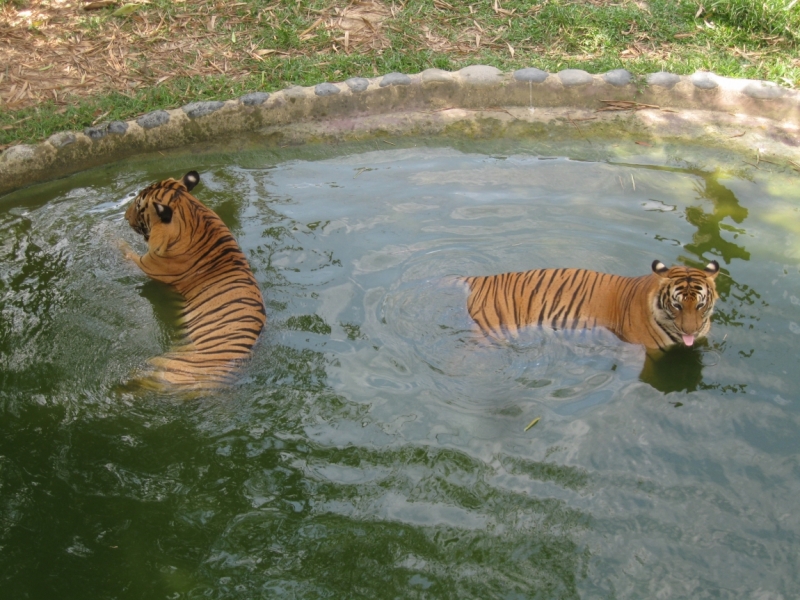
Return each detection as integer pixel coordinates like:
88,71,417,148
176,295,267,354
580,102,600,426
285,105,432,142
119,170,266,391
461,260,720,352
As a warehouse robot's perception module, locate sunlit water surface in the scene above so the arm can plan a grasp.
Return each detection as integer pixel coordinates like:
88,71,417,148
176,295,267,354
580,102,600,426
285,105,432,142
2,140,799,598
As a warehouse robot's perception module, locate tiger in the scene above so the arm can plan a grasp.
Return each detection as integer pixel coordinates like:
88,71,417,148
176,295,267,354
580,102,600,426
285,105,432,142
461,260,720,352
119,170,266,391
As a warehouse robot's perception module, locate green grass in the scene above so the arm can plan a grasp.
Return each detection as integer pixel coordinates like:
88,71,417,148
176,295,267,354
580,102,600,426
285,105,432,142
707,0,800,39
1,0,798,147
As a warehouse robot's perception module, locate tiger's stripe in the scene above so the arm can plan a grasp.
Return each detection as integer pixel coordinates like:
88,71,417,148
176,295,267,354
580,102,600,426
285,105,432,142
463,261,720,351
121,171,266,391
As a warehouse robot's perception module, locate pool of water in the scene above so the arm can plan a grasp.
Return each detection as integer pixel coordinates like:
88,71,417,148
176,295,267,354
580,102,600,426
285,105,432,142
2,138,800,598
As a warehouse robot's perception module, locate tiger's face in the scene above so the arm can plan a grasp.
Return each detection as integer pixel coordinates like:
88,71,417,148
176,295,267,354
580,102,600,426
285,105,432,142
651,260,720,347
125,171,200,241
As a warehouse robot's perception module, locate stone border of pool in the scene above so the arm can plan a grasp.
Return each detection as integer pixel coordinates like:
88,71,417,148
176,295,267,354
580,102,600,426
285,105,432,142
1,65,799,195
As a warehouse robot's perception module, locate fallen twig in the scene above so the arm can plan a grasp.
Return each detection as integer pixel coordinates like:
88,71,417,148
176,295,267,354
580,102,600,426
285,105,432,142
597,100,661,112
743,161,769,171
568,114,591,145
524,416,541,432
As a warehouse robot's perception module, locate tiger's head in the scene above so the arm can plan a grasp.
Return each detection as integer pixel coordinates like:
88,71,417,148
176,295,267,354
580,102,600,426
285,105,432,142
125,171,200,241
651,260,720,347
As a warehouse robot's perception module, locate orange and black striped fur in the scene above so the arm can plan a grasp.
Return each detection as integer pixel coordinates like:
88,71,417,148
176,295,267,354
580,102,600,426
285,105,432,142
462,260,720,351
120,171,266,390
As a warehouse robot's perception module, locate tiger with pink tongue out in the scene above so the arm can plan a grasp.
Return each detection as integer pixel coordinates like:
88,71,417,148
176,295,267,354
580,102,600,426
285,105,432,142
461,259,721,352
650,260,720,349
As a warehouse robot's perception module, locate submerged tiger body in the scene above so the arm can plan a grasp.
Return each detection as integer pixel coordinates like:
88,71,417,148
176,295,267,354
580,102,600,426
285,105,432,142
462,260,720,351
120,171,266,390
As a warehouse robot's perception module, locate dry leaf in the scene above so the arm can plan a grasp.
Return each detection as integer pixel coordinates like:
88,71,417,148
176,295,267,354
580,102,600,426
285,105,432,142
83,1,117,10
112,4,140,17
91,109,111,125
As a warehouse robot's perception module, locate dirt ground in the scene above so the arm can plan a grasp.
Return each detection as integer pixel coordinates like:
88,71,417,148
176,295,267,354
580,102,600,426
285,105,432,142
0,0,401,111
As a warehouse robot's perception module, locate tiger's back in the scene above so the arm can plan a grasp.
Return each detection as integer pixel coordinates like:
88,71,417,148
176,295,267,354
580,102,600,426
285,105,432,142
121,171,266,390
463,260,720,351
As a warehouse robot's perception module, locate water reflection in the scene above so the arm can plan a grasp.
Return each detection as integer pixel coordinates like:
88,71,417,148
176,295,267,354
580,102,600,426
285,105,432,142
206,442,591,598
0,209,71,395
622,163,758,393
684,172,750,268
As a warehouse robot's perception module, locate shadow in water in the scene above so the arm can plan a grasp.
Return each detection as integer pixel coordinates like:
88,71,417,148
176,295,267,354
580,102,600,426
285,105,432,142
137,279,185,347
639,345,705,394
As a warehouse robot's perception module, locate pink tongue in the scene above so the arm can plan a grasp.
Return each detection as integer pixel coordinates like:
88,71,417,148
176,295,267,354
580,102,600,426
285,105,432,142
682,334,695,346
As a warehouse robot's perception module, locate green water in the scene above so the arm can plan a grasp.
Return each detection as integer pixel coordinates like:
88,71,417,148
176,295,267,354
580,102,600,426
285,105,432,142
2,139,799,598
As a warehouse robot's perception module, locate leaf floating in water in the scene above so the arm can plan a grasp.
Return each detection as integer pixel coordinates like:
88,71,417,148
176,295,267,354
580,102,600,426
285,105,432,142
524,417,541,432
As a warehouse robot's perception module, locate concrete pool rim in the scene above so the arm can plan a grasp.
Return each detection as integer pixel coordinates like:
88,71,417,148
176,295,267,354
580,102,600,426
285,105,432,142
1,65,798,195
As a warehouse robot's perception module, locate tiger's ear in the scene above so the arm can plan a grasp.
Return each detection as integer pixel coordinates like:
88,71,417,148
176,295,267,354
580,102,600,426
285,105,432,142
652,260,669,277
704,260,720,278
182,171,200,191
154,202,173,224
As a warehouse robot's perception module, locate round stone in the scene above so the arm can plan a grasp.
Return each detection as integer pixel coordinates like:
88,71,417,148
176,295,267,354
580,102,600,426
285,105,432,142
558,69,594,87
603,69,632,87
137,110,170,130
283,86,308,99
380,72,412,87
48,132,76,148
420,69,454,84
513,68,548,83
743,82,787,100
240,92,270,106
84,126,107,141
182,101,225,119
458,65,503,85
108,121,128,135
646,72,681,89
315,83,341,97
691,72,718,90
84,121,128,141
345,77,369,92
2,144,36,161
